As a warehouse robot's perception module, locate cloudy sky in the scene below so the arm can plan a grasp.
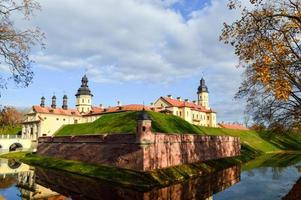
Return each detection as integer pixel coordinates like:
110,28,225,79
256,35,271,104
1,0,247,123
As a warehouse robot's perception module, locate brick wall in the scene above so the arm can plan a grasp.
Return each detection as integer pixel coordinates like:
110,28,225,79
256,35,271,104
37,132,240,171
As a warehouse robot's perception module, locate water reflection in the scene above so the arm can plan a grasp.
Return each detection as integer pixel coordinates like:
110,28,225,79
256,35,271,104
0,159,240,200
35,165,240,200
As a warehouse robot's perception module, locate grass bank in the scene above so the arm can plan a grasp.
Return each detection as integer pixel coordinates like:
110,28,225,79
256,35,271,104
0,152,242,190
56,111,301,156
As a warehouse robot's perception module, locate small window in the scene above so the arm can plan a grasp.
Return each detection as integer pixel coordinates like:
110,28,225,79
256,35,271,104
88,99,90,103
142,126,146,131
207,116,209,120
82,99,84,103
63,119,66,121
44,117,47,119
74,119,78,124
56,118,59,121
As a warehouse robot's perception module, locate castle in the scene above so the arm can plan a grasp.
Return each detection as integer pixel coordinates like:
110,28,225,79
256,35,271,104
21,75,217,139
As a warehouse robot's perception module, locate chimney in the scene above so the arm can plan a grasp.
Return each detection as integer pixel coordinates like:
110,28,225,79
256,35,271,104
167,95,173,99
117,100,121,106
184,99,189,102
62,95,68,110
40,96,45,107
176,97,182,101
51,95,56,109
99,104,104,109
192,100,196,104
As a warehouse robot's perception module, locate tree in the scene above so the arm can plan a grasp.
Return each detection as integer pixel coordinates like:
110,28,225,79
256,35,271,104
220,0,301,129
0,0,44,96
0,106,23,127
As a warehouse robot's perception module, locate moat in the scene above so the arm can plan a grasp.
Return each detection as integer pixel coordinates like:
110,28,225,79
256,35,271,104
1,154,301,200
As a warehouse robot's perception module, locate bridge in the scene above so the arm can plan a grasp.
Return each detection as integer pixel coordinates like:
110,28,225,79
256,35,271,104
0,135,34,153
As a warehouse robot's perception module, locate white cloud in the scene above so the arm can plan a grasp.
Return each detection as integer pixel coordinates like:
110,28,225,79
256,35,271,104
22,0,247,121
27,0,240,82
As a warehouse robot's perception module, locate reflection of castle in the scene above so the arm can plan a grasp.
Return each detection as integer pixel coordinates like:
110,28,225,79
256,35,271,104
22,75,217,139
0,159,67,200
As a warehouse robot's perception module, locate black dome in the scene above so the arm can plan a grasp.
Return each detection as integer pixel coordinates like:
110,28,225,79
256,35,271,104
75,75,93,97
138,110,151,120
198,77,209,93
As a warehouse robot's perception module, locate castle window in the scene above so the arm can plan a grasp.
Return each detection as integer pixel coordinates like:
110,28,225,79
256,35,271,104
74,119,78,124
207,116,209,120
142,126,146,131
82,99,84,103
179,111,182,116
88,99,90,103
56,118,59,121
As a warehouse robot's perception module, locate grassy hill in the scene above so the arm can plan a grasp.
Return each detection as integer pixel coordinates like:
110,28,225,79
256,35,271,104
56,111,301,156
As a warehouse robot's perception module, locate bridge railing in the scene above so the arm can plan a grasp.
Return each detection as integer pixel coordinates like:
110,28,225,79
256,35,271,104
0,135,24,139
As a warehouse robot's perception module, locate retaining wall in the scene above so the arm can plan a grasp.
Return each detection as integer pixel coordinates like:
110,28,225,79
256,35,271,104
37,132,240,171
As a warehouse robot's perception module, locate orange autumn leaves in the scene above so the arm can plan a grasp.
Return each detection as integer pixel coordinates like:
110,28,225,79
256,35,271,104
221,0,301,101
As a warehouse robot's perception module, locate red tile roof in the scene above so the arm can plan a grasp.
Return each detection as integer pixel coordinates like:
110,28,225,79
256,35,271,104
84,104,151,116
33,106,81,116
218,123,249,130
160,97,215,113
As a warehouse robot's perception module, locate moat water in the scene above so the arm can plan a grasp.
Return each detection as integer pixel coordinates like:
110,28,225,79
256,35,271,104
1,154,301,200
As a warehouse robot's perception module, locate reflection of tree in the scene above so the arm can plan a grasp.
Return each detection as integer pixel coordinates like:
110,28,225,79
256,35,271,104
272,167,284,180
0,175,17,189
247,170,255,177
258,168,268,176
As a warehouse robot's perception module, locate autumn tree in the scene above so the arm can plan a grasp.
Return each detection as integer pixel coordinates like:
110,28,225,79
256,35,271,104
0,106,23,127
220,0,301,129
0,0,44,96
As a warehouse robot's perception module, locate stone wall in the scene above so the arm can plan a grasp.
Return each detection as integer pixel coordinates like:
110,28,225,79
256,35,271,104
37,132,240,171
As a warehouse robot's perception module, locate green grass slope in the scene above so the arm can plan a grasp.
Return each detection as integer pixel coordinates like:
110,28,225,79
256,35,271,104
56,111,301,155
56,111,203,136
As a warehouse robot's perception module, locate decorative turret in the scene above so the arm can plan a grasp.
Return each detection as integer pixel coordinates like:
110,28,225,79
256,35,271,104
75,75,93,113
40,96,45,107
197,77,210,109
136,109,153,144
51,95,56,109
62,95,68,110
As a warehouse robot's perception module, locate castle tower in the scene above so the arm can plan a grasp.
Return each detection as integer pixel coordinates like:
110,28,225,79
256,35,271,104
136,110,154,144
51,95,56,109
76,75,93,113
197,77,210,109
40,96,45,107
62,95,68,110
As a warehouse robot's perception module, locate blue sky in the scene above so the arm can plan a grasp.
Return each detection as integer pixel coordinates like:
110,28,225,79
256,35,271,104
0,0,246,123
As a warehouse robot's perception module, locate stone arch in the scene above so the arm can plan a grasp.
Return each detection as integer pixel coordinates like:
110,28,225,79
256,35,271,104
8,159,21,169
9,143,23,152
